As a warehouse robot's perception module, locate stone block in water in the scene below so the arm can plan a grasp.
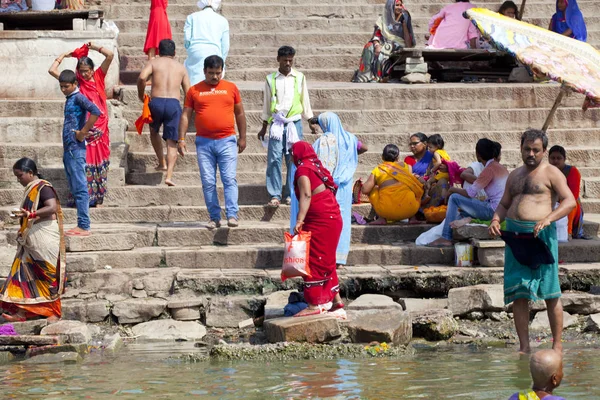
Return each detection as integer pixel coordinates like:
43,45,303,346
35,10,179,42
448,284,505,316
264,314,341,344
411,309,458,341
347,309,412,345
347,294,402,311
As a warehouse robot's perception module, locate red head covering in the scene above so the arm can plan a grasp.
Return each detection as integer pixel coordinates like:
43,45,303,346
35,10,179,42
291,141,338,194
71,43,90,59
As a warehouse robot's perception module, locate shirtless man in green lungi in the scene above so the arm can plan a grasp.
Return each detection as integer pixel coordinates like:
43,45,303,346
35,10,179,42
489,129,576,354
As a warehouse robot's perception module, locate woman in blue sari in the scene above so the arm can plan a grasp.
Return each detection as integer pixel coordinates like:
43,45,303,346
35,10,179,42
549,0,587,42
290,112,366,266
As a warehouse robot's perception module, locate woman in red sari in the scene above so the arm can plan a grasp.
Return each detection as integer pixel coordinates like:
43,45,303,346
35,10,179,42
291,142,345,318
549,145,585,239
50,42,114,207
144,0,172,59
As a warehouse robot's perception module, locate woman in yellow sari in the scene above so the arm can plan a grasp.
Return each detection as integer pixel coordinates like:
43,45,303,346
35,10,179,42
1,158,66,322
361,144,424,223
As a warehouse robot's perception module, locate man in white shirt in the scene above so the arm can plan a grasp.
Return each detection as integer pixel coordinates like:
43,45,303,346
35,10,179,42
258,46,314,207
183,0,230,86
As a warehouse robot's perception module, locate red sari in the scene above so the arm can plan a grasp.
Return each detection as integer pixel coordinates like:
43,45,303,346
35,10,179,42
144,0,172,54
563,165,585,238
293,142,343,306
76,68,110,207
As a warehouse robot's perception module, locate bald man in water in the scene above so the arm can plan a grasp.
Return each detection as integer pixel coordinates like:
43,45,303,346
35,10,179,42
509,350,565,400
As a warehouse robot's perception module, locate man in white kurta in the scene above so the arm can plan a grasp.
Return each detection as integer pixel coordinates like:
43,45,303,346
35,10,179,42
184,0,230,85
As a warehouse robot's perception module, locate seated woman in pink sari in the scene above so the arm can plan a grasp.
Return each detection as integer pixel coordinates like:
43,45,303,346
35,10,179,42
49,42,114,207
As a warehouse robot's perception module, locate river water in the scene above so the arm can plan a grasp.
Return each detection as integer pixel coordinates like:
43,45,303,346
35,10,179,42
0,342,597,399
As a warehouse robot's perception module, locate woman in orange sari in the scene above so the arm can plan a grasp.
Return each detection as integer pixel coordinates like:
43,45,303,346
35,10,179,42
2,158,66,322
361,144,424,224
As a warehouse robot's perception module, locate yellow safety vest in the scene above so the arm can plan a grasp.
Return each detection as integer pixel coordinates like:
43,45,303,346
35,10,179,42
267,70,304,123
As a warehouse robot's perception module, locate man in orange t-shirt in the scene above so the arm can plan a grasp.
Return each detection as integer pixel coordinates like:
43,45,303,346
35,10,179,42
178,55,247,230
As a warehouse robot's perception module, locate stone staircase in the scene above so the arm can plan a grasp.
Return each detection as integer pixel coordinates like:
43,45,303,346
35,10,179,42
1,0,600,326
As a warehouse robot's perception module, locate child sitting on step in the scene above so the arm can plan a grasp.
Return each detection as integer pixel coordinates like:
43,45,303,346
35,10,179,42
423,133,451,204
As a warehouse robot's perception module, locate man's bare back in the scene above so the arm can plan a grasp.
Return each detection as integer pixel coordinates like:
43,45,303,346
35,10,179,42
147,57,190,99
506,163,558,222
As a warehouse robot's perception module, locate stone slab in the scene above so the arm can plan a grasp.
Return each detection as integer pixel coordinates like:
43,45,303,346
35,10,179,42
131,320,207,341
453,224,491,241
448,284,505,316
22,351,81,364
205,295,265,328
0,335,58,346
26,343,88,358
1,319,47,335
347,294,403,311
40,321,93,345
411,309,459,341
471,239,505,248
399,298,448,312
531,311,577,331
264,315,341,344
112,298,168,324
561,292,600,315
477,247,505,268
346,309,412,345
265,290,296,320
62,299,110,323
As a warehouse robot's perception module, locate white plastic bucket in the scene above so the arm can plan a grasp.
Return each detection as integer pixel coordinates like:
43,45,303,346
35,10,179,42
32,0,55,11
454,243,474,267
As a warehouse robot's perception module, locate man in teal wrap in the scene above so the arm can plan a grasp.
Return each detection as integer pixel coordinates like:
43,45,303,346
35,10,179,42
489,130,575,355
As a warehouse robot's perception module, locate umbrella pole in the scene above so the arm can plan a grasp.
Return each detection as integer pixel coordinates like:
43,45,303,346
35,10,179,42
542,88,567,132
518,0,526,20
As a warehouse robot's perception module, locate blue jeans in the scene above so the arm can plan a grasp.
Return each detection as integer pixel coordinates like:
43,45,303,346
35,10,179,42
195,135,239,221
442,194,495,240
266,120,303,200
63,149,90,230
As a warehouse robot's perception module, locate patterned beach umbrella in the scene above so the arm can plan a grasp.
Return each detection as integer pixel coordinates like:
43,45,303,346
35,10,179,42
465,8,600,130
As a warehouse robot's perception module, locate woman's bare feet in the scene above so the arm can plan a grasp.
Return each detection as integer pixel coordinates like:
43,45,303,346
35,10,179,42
450,217,472,229
427,237,453,247
154,165,167,172
46,316,61,324
368,217,387,225
293,306,324,317
2,312,26,322
165,179,176,187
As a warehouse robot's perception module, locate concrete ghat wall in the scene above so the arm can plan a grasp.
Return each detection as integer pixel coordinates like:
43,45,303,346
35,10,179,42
0,29,119,99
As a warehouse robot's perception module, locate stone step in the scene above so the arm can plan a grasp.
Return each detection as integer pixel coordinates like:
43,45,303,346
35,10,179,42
62,263,600,308
0,142,128,169
120,68,356,84
0,184,272,208
117,32,373,50
106,4,384,20
2,222,436,253
121,53,362,72
105,2,600,21
118,83,585,113
119,106,600,136
114,16,600,36
0,84,588,120
124,147,600,174
0,167,126,189
62,238,600,271
124,170,374,186
0,203,373,225
125,129,600,154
